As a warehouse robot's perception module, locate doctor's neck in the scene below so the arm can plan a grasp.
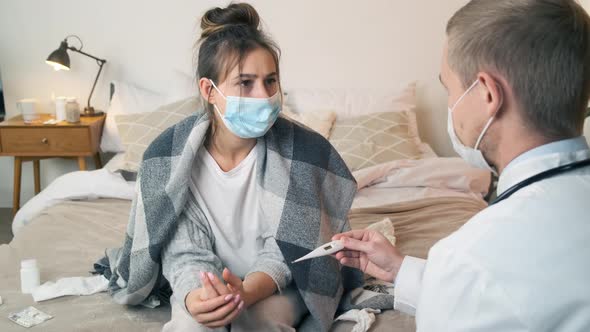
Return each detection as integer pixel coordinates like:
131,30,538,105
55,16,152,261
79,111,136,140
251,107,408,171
486,112,568,175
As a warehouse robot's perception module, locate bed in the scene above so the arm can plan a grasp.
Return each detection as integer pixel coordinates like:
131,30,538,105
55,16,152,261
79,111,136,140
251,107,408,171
0,83,491,331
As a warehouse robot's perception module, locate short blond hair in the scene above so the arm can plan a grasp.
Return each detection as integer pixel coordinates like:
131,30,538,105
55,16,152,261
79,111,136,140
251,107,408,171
447,0,590,139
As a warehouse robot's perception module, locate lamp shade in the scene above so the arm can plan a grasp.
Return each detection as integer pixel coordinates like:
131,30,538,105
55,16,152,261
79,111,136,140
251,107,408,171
45,41,70,71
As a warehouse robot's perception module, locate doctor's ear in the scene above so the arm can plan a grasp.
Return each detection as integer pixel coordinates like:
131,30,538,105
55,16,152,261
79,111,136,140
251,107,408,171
199,77,216,105
476,72,505,118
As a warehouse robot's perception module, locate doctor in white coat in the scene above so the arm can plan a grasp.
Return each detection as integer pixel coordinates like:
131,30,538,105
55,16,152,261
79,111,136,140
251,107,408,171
334,0,590,331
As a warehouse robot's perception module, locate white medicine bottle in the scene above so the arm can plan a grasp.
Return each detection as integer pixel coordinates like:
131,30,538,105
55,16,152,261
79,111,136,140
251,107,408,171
20,259,40,294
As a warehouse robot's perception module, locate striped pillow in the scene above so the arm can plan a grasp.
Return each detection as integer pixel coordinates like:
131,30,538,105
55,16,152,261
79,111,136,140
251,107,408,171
329,111,422,171
115,97,199,172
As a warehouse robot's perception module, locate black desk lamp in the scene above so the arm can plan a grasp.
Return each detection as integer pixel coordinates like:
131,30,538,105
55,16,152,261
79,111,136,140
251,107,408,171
46,35,106,117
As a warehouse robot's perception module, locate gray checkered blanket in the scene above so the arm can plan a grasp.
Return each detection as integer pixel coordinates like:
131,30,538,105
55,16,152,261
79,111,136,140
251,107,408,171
96,110,393,331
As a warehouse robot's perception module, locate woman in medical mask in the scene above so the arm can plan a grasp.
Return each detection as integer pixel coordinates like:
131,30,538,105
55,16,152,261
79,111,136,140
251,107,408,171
159,4,302,331
153,3,359,331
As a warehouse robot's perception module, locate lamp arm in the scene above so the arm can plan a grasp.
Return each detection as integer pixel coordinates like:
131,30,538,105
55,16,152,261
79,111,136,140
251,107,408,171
66,47,106,111
86,60,105,111
68,47,106,64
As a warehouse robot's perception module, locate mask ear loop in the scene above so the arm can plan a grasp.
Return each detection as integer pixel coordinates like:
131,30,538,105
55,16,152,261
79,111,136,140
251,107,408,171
451,80,479,111
474,117,494,150
208,79,226,99
208,79,227,119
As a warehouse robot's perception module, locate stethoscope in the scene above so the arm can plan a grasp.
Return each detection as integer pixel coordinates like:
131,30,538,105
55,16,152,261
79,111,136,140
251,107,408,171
491,158,590,206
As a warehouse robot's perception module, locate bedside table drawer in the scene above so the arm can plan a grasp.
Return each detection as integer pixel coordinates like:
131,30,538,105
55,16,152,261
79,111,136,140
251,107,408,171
0,128,91,154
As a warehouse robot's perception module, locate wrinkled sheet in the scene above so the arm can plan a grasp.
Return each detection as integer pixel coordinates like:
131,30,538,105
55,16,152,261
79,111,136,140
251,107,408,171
1,194,486,331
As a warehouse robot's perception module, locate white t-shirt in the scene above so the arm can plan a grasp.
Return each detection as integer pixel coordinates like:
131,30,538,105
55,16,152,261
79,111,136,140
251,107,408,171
189,145,267,278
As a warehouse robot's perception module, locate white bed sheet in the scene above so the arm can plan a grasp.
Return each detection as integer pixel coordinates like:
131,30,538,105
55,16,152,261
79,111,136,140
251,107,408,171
12,169,135,235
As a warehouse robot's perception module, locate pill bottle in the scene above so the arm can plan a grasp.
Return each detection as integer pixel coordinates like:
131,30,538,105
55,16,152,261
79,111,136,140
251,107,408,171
20,259,41,294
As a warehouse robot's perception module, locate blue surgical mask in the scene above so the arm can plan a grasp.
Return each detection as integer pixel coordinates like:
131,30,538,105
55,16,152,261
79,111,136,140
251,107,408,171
209,79,281,139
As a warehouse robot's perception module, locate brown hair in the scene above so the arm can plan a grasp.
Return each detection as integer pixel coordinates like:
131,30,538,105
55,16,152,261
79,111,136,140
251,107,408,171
194,3,281,137
447,0,590,139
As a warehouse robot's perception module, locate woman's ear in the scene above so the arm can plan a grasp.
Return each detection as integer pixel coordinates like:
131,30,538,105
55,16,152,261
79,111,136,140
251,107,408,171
199,78,216,105
476,72,504,118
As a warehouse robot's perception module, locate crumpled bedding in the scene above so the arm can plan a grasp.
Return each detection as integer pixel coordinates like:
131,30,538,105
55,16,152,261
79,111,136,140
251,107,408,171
0,191,486,331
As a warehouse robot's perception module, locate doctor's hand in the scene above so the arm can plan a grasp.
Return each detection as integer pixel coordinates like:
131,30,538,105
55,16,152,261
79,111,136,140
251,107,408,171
184,272,244,328
333,229,405,282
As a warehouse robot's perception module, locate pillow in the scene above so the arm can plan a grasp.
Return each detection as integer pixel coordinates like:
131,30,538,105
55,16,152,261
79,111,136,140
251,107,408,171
115,97,200,172
282,109,336,139
103,153,126,173
166,70,198,102
329,111,422,171
100,81,169,153
285,82,417,119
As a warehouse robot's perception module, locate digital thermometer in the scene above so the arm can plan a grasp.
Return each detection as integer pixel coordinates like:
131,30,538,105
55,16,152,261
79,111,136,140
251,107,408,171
292,240,345,263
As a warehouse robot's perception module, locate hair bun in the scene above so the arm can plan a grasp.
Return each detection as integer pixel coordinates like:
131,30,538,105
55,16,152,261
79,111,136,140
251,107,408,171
201,3,260,39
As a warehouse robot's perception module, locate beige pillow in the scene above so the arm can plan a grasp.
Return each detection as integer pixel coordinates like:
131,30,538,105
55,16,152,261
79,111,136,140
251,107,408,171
329,111,422,171
282,109,336,139
115,97,200,172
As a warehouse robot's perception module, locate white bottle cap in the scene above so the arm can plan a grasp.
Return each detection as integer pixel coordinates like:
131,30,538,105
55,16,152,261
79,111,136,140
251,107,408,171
21,259,37,269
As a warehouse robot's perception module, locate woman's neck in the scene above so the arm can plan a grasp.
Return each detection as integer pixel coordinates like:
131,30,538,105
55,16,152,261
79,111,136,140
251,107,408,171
207,125,257,172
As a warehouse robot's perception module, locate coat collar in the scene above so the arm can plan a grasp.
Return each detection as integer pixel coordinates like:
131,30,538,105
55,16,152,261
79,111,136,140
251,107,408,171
497,137,590,195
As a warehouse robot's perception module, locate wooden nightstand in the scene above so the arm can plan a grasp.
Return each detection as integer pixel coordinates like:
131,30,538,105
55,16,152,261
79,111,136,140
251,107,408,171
0,114,105,216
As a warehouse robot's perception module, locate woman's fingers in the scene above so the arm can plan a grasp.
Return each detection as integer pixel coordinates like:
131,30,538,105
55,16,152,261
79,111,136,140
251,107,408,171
200,272,220,300
205,300,245,328
222,268,243,289
188,293,233,316
207,272,231,295
196,294,242,324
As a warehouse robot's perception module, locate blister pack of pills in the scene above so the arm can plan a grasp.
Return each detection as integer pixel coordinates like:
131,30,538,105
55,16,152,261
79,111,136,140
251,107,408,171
8,306,53,328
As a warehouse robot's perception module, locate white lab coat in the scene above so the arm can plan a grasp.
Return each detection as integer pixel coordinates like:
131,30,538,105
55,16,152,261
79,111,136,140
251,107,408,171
394,144,590,331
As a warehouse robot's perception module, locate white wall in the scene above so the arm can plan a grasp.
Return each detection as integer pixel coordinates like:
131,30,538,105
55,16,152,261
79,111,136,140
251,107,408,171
0,0,472,207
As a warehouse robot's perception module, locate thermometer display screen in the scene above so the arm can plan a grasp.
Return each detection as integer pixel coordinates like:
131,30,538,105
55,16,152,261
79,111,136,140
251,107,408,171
324,245,333,250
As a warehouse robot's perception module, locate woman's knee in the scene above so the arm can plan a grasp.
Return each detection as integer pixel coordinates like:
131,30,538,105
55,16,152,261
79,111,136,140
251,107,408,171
239,287,308,329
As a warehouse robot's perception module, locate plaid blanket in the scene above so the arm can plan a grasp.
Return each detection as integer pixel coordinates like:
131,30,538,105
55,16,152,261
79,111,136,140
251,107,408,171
96,110,381,331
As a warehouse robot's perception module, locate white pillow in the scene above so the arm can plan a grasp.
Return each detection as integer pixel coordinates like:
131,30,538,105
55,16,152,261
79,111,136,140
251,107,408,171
284,82,417,119
166,70,198,102
100,81,169,152
284,82,419,143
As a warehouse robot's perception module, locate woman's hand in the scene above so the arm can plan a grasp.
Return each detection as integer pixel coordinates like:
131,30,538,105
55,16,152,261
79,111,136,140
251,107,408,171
333,229,405,282
223,268,278,308
222,268,245,300
184,272,245,328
